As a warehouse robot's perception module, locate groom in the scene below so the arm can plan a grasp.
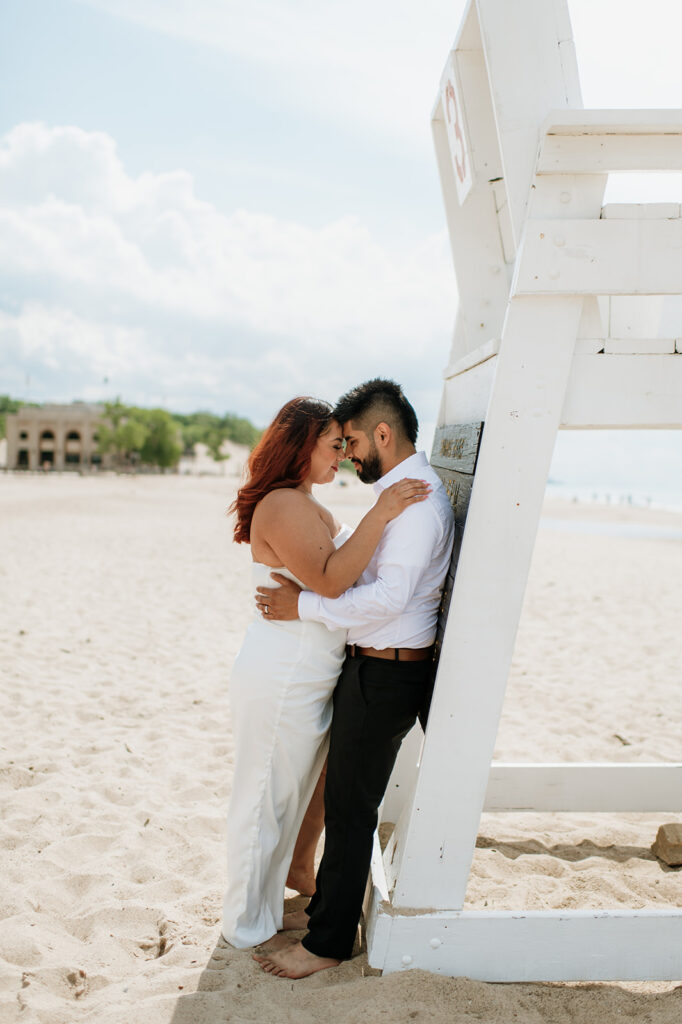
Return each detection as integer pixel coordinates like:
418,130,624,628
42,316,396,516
254,378,454,979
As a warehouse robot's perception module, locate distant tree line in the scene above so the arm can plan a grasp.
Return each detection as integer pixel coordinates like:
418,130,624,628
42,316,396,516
0,395,262,470
98,401,261,469
96,401,183,469
173,409,261,457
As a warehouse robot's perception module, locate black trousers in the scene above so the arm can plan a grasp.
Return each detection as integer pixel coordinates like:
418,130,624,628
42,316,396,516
301,652,432,960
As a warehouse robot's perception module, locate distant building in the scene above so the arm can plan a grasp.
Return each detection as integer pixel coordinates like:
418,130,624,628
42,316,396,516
5,403,112,471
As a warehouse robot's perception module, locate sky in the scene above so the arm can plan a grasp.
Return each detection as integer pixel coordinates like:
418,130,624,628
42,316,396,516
1,0,682,494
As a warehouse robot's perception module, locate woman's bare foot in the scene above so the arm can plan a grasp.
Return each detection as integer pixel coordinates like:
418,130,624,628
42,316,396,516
256,940,340,978
285,869,316,897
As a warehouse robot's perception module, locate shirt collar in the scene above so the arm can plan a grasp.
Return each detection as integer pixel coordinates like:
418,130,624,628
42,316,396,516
373,451,429,495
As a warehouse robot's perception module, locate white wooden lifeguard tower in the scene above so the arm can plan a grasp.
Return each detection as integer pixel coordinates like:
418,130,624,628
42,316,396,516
365,0,682,981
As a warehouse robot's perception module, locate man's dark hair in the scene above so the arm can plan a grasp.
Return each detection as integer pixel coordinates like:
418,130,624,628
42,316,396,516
333,378,418,446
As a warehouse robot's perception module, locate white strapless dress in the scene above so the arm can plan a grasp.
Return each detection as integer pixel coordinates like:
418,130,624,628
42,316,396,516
221,527,350,948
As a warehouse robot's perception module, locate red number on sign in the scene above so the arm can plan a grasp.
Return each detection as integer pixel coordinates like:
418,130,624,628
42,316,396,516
445,79,467,183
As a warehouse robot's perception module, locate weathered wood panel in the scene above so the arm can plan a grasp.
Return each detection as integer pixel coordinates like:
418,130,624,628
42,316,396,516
431,422,482,473
430,422,484,666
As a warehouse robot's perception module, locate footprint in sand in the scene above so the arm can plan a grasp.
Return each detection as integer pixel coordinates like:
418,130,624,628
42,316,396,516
66,968,87,999
138,918,172,959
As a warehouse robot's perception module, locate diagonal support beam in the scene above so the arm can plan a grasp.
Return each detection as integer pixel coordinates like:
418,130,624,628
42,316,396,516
391,295,584,911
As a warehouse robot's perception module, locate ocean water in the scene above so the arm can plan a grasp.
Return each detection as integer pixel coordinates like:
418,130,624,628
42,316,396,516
540,513,682,541
542,480,682,540
546,430,682,517
545,480,682,516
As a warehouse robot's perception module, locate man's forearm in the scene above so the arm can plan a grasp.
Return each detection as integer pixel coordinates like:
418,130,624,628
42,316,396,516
298,569,417,631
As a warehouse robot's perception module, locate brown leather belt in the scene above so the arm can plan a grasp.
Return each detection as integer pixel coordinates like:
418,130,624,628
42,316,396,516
347,644,433,662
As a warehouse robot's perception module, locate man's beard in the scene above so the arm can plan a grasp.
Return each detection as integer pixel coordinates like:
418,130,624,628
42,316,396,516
355,444,383,484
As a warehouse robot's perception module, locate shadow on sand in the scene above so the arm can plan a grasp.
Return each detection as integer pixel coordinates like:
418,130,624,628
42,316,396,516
165,889,682,1024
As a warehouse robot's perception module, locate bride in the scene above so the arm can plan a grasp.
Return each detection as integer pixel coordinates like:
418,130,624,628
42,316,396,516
221,396,428,948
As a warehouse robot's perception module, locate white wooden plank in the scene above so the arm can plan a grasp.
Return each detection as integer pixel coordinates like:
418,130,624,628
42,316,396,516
558,40,582,105
576,294,606,338
369,833,389,902
393,295,584,910
442,337,499,379
446,310,469,370
601,203,681,220
492,189,516,263
610,295,663,338
574,338,604,353
367,905,682,981
364,895,391,973
363,838,392,971
528,173,609,219
439,54,474,204
432,40,510,359
543,109,682,133
538,134,682,174
561,353,682,428
538,109,682,179
659,295,682,336
450,0,478,56
379,724,423,826
604,338,676,354
476,0,578,246
442,351,497,423
514,219,682,295
432,4,478,126
433,113,508,357
382,763,419,896
484,763,682,812
552,0,574,45
455,45,506,179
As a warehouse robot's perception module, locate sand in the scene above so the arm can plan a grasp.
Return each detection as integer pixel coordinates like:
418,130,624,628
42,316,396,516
1,472,681,1023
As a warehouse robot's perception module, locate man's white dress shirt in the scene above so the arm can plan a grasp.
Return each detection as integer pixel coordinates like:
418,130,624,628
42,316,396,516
298,451,455,649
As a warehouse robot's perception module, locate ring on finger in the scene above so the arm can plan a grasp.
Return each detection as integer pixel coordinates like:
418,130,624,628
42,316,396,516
264,605,269,615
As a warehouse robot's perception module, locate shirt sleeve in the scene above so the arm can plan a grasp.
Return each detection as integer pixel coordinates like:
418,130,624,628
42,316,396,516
298,504,442,631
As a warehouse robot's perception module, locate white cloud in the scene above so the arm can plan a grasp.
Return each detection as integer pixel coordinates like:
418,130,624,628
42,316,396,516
0,122,455,425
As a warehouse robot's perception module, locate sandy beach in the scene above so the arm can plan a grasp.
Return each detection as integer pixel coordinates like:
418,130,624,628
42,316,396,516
1,471,681,1023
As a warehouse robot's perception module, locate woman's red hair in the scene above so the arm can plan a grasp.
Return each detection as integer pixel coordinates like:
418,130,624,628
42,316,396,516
231,397,333,543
